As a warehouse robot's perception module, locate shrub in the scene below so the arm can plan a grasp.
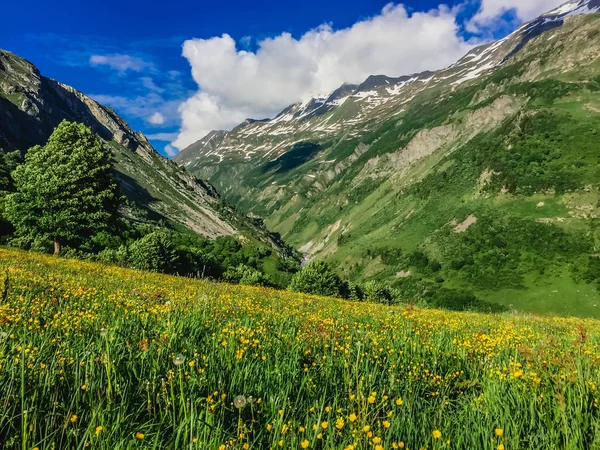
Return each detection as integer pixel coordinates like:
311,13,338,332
224,264,273,287
347,282,364,301
97,245,129,266
128,231,178,273
363,280,394,305
288,261,348,298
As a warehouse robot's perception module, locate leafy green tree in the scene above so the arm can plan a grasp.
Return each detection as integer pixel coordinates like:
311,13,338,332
288,260,348,298
5,121,119,254
128,231,178,272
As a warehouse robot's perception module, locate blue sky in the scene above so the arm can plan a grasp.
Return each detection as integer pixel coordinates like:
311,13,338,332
0,0,563,156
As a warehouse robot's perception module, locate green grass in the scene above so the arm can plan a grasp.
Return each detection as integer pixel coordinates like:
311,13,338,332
2,248,600,449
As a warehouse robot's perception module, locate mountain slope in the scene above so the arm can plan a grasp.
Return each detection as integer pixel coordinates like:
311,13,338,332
177,6,600,316
0,49,290,251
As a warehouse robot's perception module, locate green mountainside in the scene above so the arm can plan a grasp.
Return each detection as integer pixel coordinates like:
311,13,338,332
176,10,600,316
0,49,291,256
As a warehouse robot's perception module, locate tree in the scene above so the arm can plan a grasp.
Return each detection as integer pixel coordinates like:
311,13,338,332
288,260,348,298
5,121,119,255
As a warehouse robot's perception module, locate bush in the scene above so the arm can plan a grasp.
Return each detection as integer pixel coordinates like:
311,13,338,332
224,264,273,287
288,261,348,298
128,231,178,273
96,245,129,266
363,280,394,305
347,282,364,301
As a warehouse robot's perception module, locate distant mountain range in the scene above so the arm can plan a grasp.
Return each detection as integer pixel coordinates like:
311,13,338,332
175,2,600,316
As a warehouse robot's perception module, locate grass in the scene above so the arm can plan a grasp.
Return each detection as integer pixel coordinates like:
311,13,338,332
1,248,600,449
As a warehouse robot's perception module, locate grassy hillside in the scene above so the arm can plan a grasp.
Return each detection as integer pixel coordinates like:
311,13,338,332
1,248,599,449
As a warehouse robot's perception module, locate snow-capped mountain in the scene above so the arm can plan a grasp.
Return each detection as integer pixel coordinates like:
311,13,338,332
176,0,599,170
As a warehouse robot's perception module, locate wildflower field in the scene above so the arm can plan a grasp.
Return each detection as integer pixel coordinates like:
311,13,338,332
0,248,599,449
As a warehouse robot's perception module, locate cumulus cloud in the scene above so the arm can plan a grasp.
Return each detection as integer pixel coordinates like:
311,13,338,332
89,53,154,74
467,0,565,31
148,112,166,125
172,3,475,149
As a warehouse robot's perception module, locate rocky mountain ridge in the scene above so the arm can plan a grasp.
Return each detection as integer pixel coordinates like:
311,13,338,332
0,49,288,250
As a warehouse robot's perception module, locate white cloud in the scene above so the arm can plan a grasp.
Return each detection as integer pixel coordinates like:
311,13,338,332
173,3,475,149
89,54,154,74
468,0,565,31
141,77,165,93
164,144,179,157
148,112,166,125
146,132,179,141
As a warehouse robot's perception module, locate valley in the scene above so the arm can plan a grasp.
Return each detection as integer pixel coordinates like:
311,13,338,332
176,7,600,316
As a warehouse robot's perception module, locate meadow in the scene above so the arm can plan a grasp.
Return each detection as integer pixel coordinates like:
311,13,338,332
0,248,599,449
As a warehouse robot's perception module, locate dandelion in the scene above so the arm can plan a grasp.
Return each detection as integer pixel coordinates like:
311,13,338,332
395,398,403,406
95,426,103,435
382,420,391,429
336,418,345,430
234,395,247,409
495,428,504,437
70,414,78,423
373,436,382,444
172,354,185,366
349,413,357,422
321,421,328,429
497,445,505,450
433,430,442,439
81,384,87,391
135,432,145,440
301,440,310,449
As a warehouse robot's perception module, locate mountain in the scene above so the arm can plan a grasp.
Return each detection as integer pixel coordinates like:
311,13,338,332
173,130,228,173
176,3,600,316
0,49,290,253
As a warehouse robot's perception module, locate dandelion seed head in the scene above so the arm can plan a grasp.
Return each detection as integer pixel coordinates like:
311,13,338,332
233,395,247,409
